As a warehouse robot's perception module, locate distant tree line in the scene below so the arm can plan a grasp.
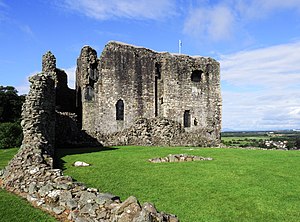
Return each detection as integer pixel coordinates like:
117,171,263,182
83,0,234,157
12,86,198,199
0,86,25,148
221,134,300,150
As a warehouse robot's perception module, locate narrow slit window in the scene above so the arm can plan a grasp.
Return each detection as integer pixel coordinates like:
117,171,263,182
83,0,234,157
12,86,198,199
184,110,191,127
155,62,161,79
116,99,124,120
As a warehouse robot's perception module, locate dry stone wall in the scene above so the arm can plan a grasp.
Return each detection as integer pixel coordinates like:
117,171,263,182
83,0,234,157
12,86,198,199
0,54,179,222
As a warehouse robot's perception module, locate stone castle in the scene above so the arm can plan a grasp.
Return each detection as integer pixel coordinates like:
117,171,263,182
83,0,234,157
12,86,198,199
0,41,221,222
74,41,222,146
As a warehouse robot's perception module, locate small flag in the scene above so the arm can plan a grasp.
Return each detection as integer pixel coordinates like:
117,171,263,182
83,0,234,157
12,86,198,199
179,40,182,54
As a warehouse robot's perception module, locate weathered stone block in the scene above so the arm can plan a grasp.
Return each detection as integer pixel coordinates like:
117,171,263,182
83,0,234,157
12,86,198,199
38,184,53,197
79,191,97,206
53,206,65,215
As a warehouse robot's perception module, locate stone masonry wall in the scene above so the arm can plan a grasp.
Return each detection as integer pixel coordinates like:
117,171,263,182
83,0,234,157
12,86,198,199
43,51,76,113
55,111,100,148
1,72,56,190
96,117,217,147
76,42,222,146
0,55,179,222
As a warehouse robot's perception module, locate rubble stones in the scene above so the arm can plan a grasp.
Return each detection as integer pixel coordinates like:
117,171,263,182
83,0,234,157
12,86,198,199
149,154,213,163
53,206,65,215
97,117,219,147
0,47,192,222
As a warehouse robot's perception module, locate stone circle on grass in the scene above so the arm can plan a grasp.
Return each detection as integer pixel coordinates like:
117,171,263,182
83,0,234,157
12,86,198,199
148,154,213,163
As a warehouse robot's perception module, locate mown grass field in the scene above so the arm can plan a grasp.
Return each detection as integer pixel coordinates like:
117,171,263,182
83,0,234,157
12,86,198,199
0,148,57,222
58,146,300,222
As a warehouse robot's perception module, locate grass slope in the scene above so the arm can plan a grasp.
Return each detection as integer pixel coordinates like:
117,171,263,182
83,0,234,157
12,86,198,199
0,148,18,169
0,148,57,222
59,146,300,222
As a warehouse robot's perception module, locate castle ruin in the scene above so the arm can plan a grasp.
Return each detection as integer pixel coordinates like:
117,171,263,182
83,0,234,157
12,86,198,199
76,42,222,146
0,41,222,222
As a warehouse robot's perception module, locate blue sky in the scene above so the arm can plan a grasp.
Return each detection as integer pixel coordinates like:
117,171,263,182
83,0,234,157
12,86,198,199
1,0,300,131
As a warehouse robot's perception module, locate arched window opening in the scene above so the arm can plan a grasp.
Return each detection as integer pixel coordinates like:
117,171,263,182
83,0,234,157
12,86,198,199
116,99,124,121
184,110,191,128
191,70,203,82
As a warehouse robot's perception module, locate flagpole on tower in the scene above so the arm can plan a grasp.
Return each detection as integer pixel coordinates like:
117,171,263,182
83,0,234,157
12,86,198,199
179,40,182,54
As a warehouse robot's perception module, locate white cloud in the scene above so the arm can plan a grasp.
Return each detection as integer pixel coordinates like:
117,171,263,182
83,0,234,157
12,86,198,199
59,0,176,20
183,4,234,41
221,42,300,88
16,71,39,95
220,41,300,130
15,66,76,95
64,66,76,89
183,0,300,42
16,84,30,95
237,0,300,20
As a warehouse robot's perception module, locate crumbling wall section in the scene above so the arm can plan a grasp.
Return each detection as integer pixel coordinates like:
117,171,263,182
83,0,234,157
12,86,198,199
1,72,56,191
76,46,99,131
1,53,179,222
43,51,76,113
97,117,218,147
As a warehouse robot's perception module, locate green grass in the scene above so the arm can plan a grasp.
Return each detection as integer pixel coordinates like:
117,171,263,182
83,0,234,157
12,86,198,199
221,136,270,142
0,148,18,169
0,189,58,222
58,146,300,222
0,148,57,222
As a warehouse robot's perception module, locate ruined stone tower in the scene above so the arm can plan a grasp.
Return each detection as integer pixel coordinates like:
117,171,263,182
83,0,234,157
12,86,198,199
76,41,222,146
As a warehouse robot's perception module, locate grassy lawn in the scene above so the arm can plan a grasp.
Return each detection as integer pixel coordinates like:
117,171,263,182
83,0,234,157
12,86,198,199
58,146,300,222
0,148,57,222
0,148,18,169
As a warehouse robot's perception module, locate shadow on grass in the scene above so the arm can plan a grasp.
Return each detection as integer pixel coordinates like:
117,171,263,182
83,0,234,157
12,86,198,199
54,146,118,170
